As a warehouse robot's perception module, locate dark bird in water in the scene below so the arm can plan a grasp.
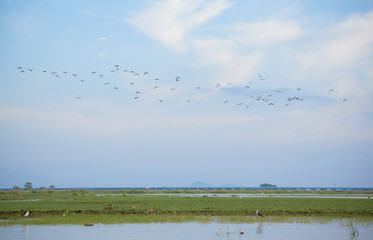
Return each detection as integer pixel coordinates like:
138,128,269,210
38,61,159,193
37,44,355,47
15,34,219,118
76,97,82,99
136,91,141,94
256,210,264,218
91,71,96,74
155,78,159,81
113,87,118,90
296,88,301,91
72,74,77,77
28,68,33,72
17,67,22,70
144,72,148,75
171,88,175,91
158,99,163,102
130,82,134,85
134,96,140,99
343,98,348,102
176,76,180,81
153,86,160,89
187,99,191,103
224,100,228,103
42,70,47,73
63,71,68,74
329,89,334,92
99,74,103,77
104,82,109,85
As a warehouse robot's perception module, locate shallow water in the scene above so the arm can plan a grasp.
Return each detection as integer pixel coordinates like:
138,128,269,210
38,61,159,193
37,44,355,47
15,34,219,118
128,193,372,199
1,220,372,240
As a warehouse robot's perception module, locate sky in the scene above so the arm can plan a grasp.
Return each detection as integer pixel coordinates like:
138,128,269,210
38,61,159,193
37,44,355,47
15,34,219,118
1,0,373,189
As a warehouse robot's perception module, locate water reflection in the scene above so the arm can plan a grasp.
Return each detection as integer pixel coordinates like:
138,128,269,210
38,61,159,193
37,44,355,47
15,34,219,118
1,219,372,240
256,222,263,235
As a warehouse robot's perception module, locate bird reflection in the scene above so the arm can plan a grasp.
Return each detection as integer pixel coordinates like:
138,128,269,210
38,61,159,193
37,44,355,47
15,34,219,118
256,222,263,235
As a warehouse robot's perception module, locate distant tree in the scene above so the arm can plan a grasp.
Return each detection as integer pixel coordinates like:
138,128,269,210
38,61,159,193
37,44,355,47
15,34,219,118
40,186,46,190
49,185,56,191
13,186,20,190
260,183,277,188
24,182,33,190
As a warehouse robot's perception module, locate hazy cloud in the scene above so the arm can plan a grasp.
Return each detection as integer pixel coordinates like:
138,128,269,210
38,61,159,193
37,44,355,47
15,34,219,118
230,20,301,46
127,0,233,51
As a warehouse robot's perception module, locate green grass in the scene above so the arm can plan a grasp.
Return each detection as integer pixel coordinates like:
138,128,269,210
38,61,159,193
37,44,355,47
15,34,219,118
1,189,372,225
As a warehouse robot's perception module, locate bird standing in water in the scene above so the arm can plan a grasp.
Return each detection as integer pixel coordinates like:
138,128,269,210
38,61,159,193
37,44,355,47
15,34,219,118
256,209,264,222
22,210,29,220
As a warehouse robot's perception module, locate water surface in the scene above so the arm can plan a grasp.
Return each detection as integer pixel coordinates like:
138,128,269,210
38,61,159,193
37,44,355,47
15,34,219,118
1,219,372,240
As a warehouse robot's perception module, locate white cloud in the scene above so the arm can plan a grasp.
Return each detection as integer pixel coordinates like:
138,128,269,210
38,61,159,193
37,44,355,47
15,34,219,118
98,36,107,41
127,0,233,52
98,52,106,57
230,20,301,46
297,11,373,69
191,38,263,85
296,10,373,98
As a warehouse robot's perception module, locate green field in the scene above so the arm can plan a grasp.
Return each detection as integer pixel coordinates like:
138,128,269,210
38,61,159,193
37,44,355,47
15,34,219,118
1,189,372,225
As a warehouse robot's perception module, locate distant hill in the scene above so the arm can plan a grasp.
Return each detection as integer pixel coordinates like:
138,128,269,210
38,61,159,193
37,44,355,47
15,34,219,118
190,181,214,187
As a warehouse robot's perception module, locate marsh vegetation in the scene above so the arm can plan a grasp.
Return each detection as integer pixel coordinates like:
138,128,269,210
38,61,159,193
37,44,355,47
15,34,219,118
0,189,372,225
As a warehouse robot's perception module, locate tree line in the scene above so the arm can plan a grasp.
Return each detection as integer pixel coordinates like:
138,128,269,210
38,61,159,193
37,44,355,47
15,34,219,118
12,182,56,191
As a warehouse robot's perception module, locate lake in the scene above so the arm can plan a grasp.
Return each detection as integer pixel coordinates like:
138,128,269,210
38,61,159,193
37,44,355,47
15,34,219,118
1,219,372,240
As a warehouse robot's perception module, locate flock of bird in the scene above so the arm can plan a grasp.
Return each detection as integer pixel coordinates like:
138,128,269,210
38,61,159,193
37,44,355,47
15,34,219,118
17,65,348,109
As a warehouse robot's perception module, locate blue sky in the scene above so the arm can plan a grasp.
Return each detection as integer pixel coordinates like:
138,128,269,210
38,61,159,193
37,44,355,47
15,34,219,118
1,0,373,188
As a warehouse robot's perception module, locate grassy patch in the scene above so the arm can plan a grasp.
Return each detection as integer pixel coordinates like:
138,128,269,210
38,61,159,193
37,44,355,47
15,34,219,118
1,189,372,225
